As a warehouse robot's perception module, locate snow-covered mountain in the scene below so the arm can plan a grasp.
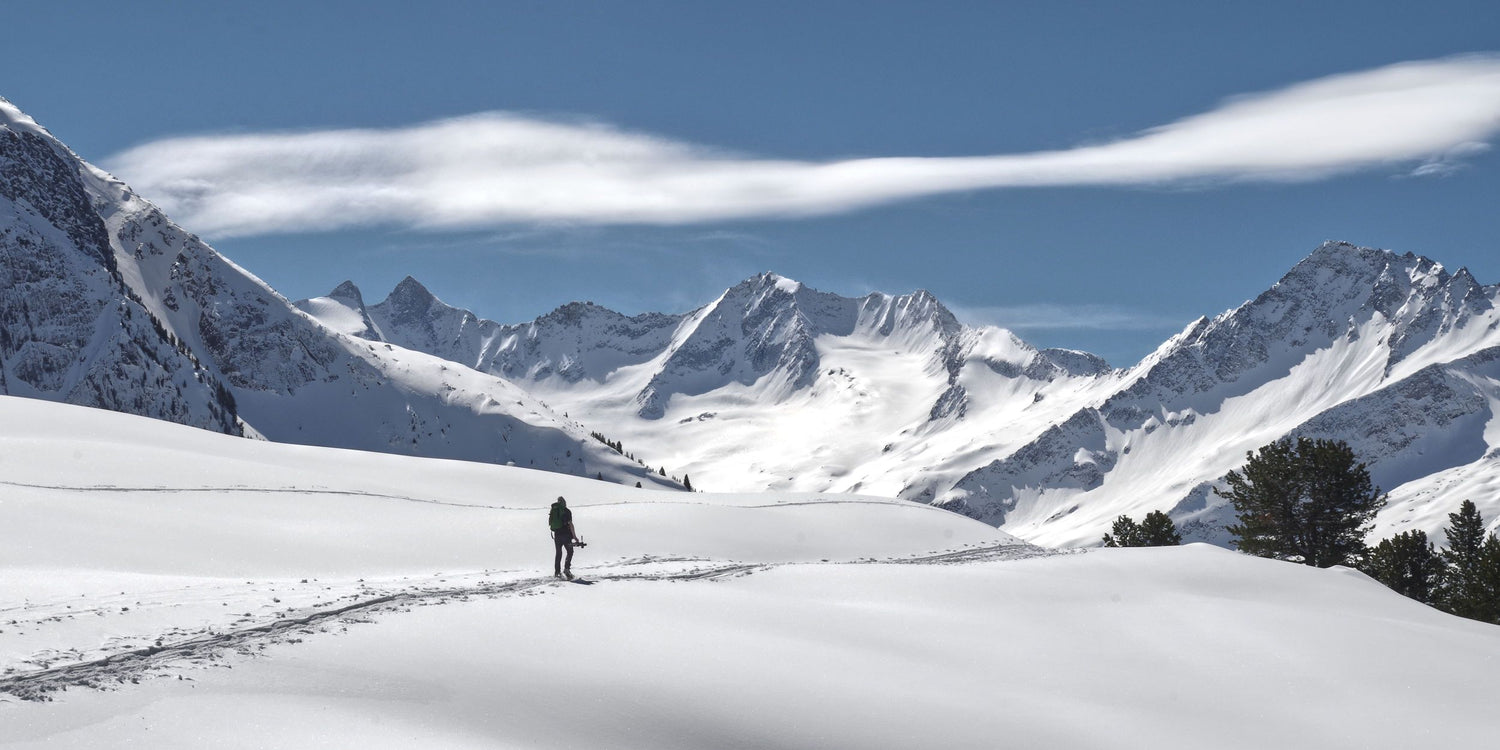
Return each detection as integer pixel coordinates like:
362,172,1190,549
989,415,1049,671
0,95,669,488
313,242,1500,549
946,242,1500,546
1,98,239,436
305,271,1115,501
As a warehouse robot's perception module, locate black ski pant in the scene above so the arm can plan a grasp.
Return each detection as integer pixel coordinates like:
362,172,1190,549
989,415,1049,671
553,532,574,574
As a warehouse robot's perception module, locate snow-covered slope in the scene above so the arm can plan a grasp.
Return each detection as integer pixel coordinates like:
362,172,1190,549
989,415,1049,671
4,395,1498,748
1,95,662,487
320,242,1500,549
947,242,1500,547
0,96,239,435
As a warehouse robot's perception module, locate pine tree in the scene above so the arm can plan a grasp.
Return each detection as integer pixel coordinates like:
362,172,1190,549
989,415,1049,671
683,474,693,491
1475,538,1500,624
1102,511,1181,547
1140,510,1182,546
1364,530,1444,604
1102,515,1144,547
1219,437,1385,567
1440,500,1500,622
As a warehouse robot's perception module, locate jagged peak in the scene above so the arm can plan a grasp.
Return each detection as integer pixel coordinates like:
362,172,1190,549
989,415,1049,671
384,275,438,309
891,287,952,316
726,271,802,296
1264,242,1455,315
328,280,365,307
1297,241,1441,278
1039,348,1112,377
539,300,617,325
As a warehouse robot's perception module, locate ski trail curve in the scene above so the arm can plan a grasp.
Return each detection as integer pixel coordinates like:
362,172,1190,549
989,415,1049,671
0,545,1050,702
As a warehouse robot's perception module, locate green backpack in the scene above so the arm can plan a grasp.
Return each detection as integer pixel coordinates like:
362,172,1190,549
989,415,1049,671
549,503,568,531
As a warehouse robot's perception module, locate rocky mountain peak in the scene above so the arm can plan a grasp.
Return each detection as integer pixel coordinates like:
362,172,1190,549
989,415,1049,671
540,300,612,327
385,275,437,309
328,280,365,308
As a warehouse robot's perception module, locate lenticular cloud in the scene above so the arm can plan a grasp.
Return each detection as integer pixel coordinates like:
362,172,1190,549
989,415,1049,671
104,55,1500,238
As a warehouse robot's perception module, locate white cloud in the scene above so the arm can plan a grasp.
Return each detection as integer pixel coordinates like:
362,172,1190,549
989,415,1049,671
952,303,1186,332
103,55,1500,238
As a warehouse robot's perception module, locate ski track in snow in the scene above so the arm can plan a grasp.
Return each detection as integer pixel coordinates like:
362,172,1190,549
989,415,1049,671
0,544,1048,703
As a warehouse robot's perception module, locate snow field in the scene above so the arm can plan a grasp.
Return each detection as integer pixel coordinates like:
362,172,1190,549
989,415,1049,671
3,395,1500,748
8,549,1500,749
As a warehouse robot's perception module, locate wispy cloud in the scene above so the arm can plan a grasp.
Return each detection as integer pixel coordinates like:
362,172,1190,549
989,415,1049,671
104,55,1500,239
952,303,1187,332
1404,141,1492,178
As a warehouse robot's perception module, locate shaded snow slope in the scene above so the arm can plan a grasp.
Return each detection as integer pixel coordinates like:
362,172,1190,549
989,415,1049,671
3,397,1498,748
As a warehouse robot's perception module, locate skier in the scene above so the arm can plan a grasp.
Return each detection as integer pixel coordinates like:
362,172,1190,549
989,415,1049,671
549,496,579,580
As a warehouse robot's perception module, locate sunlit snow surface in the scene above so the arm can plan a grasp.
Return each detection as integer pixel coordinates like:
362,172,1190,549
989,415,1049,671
3,395,1499,748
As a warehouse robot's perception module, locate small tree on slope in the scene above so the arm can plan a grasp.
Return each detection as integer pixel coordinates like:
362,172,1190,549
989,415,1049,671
1219,438,1385,568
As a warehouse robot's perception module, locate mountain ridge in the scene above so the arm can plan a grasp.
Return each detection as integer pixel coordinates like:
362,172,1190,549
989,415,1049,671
306,240,1500,548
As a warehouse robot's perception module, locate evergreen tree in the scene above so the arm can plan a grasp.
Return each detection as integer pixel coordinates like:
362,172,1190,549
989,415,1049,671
1476,538,1500,624
1102,515,1141,547
683,474,693,491
1440,501,1500,623
1364,530,1444,604
1139,510,1182,546
1442,501,1486,574
1219,437,1385,567
1102,511,1181,547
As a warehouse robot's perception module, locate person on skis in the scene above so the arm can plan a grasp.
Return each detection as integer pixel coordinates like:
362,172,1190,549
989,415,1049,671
549,496,579,580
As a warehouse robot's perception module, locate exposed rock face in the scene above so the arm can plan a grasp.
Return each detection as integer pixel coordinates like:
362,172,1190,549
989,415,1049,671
1,97,238,435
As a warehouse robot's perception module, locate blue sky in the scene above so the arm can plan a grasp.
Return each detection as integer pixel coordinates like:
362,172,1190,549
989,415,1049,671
5,1,1499,365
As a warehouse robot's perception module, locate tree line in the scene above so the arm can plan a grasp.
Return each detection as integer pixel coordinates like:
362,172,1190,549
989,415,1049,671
1103,437,1500,625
